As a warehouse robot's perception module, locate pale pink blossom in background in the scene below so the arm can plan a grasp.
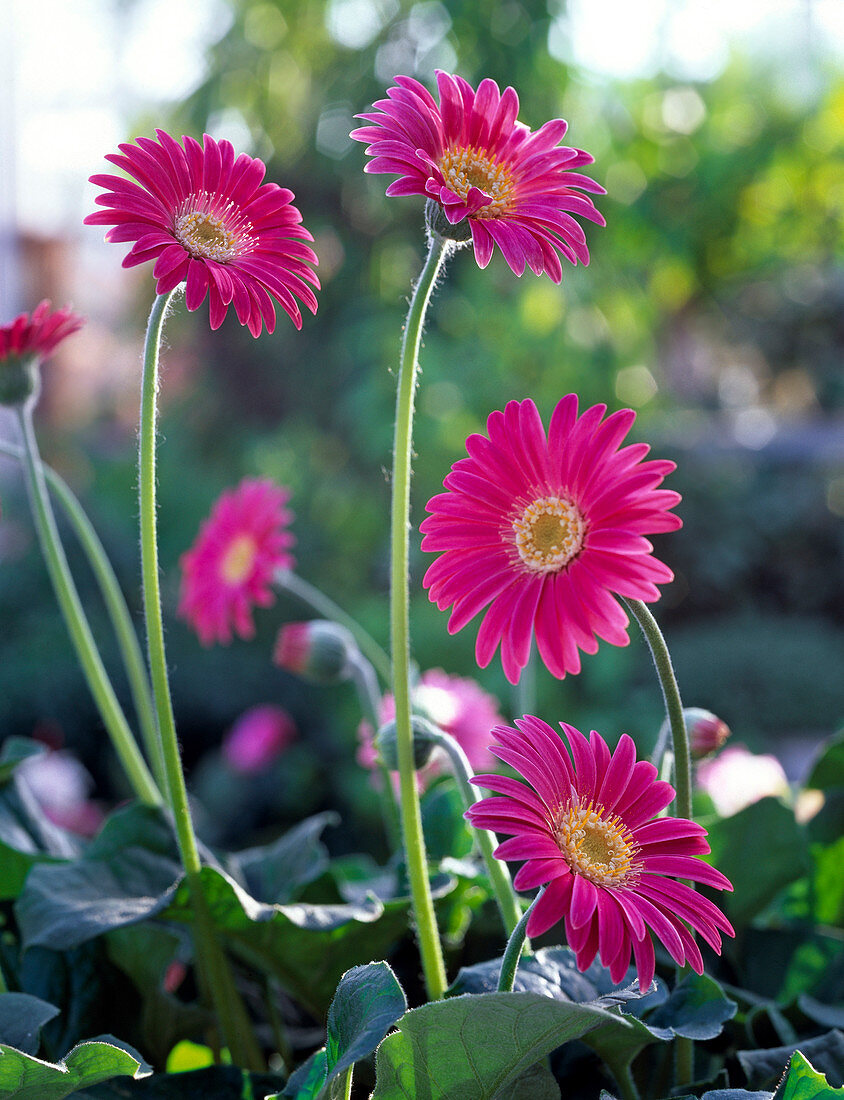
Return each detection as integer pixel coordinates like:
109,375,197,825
696,744,789,817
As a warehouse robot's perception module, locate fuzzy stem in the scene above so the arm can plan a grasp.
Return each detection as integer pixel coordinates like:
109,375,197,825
0,440,165,793
390,232,452,1001
497,887,545,993
427,728,524,939
15,405,160,807
621,596,693,1089
275,569,392,686
139,292,263,1070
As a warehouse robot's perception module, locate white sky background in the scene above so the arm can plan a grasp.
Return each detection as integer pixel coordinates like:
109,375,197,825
2,0,843,312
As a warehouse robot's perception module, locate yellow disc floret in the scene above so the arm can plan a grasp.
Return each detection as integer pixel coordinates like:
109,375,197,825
554,799,639,888
512,495,586,573
438,146,515,217
220,534,257,584
173,193,254,262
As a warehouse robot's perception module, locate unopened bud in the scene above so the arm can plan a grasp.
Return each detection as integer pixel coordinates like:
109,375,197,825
274,620,356,684
0,354,41,408
685,707,731,759
375,715,440,771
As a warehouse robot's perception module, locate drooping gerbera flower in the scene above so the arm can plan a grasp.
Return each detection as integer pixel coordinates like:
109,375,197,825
420,396,681,684
0,301,84,406
351,71,605,282
85,130,319,336
465,717,734,988
221,704,297,774
178,478,295,645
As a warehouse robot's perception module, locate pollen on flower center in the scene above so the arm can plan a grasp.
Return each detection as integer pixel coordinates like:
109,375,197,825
173,192,254,263
438,146,515,216
221,534,256,584
512,495,585,573
554,800,638,888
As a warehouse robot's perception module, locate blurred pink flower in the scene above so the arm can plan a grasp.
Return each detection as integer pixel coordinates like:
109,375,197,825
19,749,104,837
0,301,84,362
357,668,503,784
697,744,789,817
222,704,297,774
178,478,295,646
85,130,319,335
352,71,604,282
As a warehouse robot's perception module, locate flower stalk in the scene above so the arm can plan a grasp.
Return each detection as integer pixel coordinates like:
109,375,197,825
15,403,161,808
497,887,544,993
0,439,165,794
139,291,263,1070
390,230,452,1001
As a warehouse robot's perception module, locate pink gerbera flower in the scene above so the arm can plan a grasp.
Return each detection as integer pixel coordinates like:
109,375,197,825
420,396,681,684
466,717,734,988
351,71,605,282
85,130,319,336
178,478,295,645
0,300,84,363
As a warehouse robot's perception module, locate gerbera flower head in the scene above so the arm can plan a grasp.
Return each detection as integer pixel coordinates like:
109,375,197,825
420,396,682,684
85,130,319,336
466,717,734,988
178,478,295,645
0,301,84,406
351,72,605,282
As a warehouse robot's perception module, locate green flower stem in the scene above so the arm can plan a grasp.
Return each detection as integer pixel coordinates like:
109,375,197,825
275,569,392,686
621,598,690,821
427,728,524,939
347,650,402,853
15,404,160,807
613,1062,642,1100
0,440,165,794
497,886,545,992
621,597,693,1089
390,232,452,1001
139,292,263,1071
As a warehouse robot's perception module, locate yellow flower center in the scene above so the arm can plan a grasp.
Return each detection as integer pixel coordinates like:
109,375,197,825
438,146,515,217
220,535,256,584
512,495,585,573
554,800,639,888
173,193,254,262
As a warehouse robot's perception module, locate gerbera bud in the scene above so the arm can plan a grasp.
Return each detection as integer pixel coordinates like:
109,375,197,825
375,715,440,771
273,620,357,684
0,301,84,408
685,707,731,759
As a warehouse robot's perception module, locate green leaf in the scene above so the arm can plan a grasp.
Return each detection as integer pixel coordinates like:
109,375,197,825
324,962,406,1087
811,836,844,925
739,1030,844,1091
229,812,337,905
0,993,60,1055
371,991,631,1099
278,1050,328,1099
777,1049,844,1099
0,1037,149,1099
505,1060,560,1099
705,797,809,930
162,866,412,1017
15,805,183,950
0,774,80,900
643,973,737,1041
0,739,46,785
806,731,844,791
420,783,474,861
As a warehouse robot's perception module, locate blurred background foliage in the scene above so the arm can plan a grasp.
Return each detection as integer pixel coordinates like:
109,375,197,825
1,0,842,844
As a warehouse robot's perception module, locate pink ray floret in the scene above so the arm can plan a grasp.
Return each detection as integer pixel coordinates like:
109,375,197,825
420,395,682,684
0,301,84,362
351,71,605,281
85,130,319,336
466,718,734,988
178,478,295,646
